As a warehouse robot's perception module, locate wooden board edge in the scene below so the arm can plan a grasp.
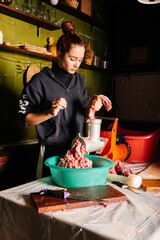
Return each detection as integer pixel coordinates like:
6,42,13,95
37,201,102,213
142,186,160,192
104,195,128,203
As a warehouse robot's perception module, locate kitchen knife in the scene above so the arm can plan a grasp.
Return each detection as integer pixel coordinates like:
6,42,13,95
39,189,107,202
111,181,128,189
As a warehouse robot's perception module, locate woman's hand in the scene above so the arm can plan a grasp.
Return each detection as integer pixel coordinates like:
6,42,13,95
50,97,67,117
89,95,103,111
25,97,67,126
86,95,103,119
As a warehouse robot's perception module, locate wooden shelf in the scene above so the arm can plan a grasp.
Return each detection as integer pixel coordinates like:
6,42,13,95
0,3,107,70
0,44,107,72
0,3,61,31
44,0,106,29
81,62,107,72
0,44,54,60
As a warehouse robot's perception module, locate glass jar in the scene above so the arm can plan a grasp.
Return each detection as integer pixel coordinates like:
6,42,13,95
38,2,49,21
30,0,38,16
93,53,99,67
22,0,31,15
0,0,12,5
10,0,21,10
49,8,56,23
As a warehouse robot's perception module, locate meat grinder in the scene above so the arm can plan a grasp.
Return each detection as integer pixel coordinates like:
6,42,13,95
72,118,108,154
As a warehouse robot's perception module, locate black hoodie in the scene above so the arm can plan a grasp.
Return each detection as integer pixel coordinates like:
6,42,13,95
18,64,90,154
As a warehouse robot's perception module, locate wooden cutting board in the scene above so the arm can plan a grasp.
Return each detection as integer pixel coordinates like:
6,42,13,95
30,185,127,213
142,179,160,192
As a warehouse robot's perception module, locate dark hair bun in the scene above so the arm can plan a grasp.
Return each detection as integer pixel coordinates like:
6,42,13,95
61,21,75,34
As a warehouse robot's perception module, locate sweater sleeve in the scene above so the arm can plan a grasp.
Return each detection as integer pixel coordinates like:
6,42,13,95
18,83,41,126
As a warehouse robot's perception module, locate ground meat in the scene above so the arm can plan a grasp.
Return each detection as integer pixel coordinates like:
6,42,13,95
58,140,93,168
89,94,112,119
109,160,133,176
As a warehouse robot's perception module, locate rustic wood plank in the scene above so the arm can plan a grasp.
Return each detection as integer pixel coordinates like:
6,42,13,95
142,179,160,192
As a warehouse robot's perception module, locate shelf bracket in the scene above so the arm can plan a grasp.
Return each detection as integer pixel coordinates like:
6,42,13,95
37,26,40,37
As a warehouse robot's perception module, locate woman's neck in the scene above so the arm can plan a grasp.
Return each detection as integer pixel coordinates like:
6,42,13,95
52,62,71,77
52,62,73,86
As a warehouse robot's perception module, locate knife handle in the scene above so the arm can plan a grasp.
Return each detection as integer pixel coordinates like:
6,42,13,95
39,189,70,199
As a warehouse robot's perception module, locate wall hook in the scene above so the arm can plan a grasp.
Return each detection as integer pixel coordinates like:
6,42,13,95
37,26,40,37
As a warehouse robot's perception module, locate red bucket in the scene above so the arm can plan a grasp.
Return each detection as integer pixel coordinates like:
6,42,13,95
101,125,160,163
0,152,9,173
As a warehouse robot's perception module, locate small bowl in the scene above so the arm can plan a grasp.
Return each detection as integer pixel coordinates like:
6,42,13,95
45,155,114,188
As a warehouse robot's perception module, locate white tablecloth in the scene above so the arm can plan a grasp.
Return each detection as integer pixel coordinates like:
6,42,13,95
0,176,160,240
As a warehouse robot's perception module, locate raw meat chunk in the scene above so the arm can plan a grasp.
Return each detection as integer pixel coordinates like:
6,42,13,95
89,94,112,119
58,140,92,168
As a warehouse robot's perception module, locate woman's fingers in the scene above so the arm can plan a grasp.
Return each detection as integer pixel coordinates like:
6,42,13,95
53,97,67,108
90,96,103,111
51,98,67,116
95,97,103,111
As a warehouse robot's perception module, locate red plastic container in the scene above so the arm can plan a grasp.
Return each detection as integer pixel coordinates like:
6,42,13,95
101,125,160,163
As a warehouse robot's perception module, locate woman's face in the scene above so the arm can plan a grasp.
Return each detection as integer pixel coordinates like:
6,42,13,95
57,44,85,74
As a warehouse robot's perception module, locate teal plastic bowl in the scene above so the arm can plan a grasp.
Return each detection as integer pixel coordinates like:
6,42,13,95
45,155,114,188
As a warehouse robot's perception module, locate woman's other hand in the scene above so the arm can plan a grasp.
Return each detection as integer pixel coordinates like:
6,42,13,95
50,97,67,117
86,95,103,119
90,95,103,111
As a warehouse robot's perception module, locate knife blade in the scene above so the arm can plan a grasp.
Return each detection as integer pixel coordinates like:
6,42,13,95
67,194,106,202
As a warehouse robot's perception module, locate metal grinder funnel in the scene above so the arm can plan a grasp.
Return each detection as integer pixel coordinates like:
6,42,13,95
86,118,102,140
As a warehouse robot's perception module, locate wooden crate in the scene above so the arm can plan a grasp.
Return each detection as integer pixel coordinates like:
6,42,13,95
80,0,92,16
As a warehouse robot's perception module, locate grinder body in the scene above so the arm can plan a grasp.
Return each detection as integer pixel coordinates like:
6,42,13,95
72,119,108,154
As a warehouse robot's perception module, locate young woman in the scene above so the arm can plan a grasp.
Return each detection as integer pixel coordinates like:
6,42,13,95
18,21,103,177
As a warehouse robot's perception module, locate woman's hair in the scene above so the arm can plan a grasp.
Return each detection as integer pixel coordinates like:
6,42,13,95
57,21,85,56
